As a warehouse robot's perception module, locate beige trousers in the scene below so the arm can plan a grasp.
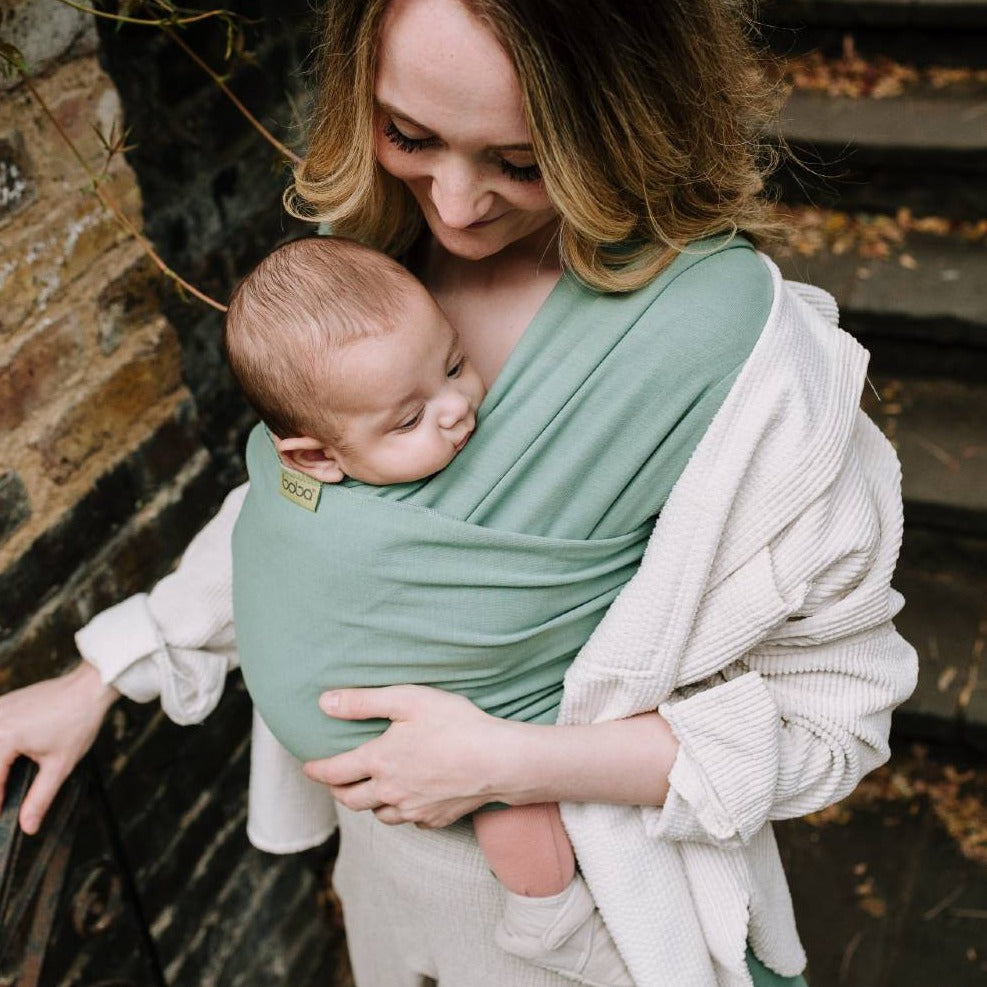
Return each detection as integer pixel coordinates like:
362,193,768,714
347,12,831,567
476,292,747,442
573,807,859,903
333,803,579,986
332,805,805,987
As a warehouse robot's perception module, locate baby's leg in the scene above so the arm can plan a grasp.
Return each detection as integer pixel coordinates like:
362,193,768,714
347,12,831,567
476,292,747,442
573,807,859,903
474,804,632,985
473,802,574,897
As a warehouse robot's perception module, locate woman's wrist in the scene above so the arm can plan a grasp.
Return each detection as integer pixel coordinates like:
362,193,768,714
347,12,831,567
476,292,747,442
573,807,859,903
67,659,120,716
491,712,679,808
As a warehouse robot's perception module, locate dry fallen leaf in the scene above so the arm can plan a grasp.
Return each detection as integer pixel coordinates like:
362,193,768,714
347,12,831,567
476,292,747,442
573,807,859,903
779,42,987,99
774,205,987,264
804,745,987,866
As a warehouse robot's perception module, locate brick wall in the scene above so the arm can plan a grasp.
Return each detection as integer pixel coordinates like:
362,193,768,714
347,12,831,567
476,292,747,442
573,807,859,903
0,2,203,687
0,0,311,685
0,2,342,981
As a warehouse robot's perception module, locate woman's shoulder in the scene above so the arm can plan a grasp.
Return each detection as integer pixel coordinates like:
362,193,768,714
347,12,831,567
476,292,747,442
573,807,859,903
632,237,775,384
656,236,772,318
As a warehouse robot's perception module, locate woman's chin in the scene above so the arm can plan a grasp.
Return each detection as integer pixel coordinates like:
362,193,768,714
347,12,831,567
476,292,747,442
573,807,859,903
429,217,559,264
430,225,507,262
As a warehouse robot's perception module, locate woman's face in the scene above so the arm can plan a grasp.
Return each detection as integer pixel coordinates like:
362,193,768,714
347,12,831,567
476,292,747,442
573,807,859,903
374,0,558,261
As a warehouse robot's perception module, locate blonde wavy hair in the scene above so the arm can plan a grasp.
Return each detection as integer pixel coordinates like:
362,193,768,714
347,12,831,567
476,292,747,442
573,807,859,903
286,0,783,292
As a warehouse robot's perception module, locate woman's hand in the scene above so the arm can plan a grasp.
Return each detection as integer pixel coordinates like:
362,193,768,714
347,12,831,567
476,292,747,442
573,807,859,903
0,661,118,834
303,685,680,828
303,685,511,828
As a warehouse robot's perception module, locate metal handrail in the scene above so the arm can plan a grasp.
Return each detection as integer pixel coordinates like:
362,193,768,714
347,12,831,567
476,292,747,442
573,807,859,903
0,757,83,987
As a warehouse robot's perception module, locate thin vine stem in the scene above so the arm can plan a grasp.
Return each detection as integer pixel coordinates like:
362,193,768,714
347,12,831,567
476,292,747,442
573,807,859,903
163,26,302,166
55,0,234,29
2,54,227,312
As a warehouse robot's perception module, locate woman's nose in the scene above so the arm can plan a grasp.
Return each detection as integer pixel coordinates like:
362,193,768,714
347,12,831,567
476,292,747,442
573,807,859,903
429,159,492,229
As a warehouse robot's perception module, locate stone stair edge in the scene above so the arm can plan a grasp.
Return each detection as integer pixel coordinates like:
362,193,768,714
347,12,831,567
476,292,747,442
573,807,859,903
760,0,987,30
779,88,987,159
772,231,987,352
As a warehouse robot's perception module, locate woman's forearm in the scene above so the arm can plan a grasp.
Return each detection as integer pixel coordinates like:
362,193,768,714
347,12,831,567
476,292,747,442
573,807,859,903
491,711,678,808
307,687,679,827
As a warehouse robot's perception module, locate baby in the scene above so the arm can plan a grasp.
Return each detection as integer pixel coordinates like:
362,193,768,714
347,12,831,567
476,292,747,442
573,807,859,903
224,236,630,986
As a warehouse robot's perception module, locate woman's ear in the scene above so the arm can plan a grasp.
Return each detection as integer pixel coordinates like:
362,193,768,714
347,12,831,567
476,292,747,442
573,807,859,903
273,435,346,484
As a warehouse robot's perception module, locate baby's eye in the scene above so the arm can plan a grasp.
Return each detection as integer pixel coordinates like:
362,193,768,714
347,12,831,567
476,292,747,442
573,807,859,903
383,119,438,154
396,408,423,431
447,358,464,379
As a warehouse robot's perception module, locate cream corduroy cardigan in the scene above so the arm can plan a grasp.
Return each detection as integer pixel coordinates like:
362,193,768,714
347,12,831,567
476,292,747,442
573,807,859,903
77,255,918,987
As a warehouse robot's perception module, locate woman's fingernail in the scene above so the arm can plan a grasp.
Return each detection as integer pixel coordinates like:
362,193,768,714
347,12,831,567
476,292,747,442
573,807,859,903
320,692,340,714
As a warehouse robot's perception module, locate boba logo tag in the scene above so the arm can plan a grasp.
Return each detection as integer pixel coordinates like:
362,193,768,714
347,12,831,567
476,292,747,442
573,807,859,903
278,467,321,512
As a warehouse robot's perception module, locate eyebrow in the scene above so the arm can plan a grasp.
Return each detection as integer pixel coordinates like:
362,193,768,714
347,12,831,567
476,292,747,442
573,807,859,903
376,99,534,152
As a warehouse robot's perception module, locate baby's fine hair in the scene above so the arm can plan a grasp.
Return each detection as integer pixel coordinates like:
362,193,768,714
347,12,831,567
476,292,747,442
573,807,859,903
224,236,417,442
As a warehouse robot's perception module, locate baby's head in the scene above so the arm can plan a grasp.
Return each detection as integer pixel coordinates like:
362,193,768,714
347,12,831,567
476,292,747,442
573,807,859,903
225,237,485,485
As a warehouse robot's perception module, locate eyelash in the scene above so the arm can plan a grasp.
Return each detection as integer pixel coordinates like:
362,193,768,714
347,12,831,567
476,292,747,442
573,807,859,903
383,120,542,183
397,408,423,431
383,120,437,154
499,161,541,183
447,359,464,378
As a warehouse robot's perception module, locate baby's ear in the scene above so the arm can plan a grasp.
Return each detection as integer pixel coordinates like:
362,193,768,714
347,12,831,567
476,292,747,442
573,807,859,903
273,435,346,484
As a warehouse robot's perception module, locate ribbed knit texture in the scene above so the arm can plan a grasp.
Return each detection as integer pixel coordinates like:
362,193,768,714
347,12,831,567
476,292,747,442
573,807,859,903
556,257,917,985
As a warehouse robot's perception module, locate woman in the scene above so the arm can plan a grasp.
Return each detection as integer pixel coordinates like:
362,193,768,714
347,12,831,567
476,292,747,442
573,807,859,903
0,1,916,984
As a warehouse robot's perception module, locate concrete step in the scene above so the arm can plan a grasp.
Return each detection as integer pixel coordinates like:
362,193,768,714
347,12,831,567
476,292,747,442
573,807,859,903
775,85,987,217
761,0,987,66
772,219,987,379
776,741,987,986
764,0,987,30
892,527,987,750
864,376,987,535
858,375,987,748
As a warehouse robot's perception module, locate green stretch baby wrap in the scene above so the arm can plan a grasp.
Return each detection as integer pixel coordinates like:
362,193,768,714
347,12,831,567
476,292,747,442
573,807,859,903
232,239,771,763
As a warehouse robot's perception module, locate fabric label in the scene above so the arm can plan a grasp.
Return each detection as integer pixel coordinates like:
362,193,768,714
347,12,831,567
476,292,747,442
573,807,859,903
278,467,322,512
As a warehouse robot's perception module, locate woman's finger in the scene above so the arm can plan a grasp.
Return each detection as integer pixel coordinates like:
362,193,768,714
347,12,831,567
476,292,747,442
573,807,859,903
329,780,384,813
18,760,67,836
318,684,427,722
373,804,406,826
303,747,372,787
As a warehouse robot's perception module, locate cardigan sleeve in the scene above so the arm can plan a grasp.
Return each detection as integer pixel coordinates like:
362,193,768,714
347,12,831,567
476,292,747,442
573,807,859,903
644,413,918,847
75,483,247,725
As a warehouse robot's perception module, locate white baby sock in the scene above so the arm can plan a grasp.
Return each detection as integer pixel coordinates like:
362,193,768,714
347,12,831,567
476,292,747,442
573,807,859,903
494,873,633,986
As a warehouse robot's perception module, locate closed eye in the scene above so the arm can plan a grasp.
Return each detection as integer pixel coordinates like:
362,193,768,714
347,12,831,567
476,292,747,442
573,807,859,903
384,120,437,154
396,408,424,431
447,358,464,379
499,160,541,183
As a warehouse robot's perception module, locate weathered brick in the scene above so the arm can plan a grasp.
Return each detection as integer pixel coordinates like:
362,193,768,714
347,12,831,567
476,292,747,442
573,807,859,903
0,312,85,432
0,133,35,219
96,253,163,355
0,470,31,545
0,0,97,91
38,319,184,484
0,402,203,645
0,196,135,334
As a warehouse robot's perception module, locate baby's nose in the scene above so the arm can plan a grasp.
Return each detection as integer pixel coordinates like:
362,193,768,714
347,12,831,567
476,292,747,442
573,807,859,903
437,389,470,427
